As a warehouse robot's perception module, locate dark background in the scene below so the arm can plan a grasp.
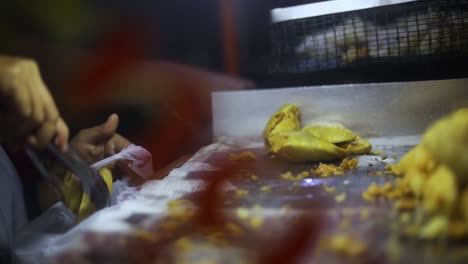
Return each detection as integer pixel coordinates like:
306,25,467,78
0,0,328,81
2,0,465,87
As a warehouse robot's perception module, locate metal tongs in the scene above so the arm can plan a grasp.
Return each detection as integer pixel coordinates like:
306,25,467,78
25,143,111,211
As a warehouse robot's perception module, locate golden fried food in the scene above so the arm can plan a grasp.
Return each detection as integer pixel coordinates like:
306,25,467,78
322,183,336,194
335,192,347,203
263,104,372,163
263,103,301,142
340,157,358,170
384,108,468,239
314,163,345,177
422,165,458,215
268,131,347,162
423,108,468,184
406,167,427,198
419,216,449,239
301,124,356,144
313,158,358,177
341,136,372,155
388,144,437,176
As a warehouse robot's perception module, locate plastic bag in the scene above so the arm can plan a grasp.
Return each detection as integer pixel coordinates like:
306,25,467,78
14,145,153,264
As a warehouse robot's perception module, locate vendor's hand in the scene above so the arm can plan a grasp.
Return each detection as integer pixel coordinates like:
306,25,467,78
0,55,69,150
70,113,131,164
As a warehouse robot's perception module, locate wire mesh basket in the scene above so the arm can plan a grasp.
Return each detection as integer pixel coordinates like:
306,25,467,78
268,0,468,74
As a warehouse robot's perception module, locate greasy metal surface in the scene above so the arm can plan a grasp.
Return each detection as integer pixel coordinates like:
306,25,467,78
215,145,468,264
54,142,468,263
220,147,402,210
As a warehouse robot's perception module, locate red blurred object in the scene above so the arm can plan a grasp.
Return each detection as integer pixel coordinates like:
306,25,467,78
67,20,147,108
195,161,240,227
193,158,322,264
259,215,321,264
219,0,239,76
65,60,254,171
62,13,253,172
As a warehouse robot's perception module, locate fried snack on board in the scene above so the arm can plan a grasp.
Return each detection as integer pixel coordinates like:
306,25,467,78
263,103,372,163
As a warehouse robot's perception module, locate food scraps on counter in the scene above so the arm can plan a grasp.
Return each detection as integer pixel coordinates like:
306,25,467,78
366,108,468,239
229,151,257,161
312,157,359,177
319,233,368,257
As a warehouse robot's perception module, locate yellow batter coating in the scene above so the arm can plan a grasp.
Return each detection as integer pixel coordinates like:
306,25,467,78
268,131,347,163
263,104,301,143
263,103,372,162
301,124,356,144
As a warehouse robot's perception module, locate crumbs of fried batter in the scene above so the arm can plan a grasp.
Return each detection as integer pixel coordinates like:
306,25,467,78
168,199,194,209
340,158,358,170
339,218,351,230
249,216,265,229
314,163,344,177
335,192,347,203
362,192,374,202
280,171,310,186
368,170,384,176
236,208,249,219
419,216,449,239
229,151,256,161
322,183,336,194
313,158,358,177
394,198,418,211
167,199,196,221
235,207,264,230
381,182,394,193
320,234,368,257
235,189,249,199
361,182,380,202
362,182,398,202
297,171,310,179
385,189,403,200
174,237,192,252
280,171,296,180
399,213,411,224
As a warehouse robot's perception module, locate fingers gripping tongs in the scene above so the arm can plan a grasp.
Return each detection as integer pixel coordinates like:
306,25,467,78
25,143,111,211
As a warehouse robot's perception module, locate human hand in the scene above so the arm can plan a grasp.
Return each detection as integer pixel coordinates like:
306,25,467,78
0,55,69,150
70,113,131,165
